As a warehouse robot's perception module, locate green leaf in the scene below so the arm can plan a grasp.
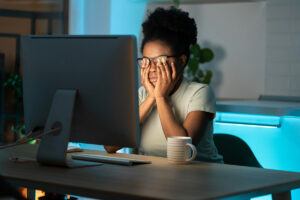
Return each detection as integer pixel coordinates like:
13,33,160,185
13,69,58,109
201,48,214,63
196,69,204,79
3,72,23,101
187,43,215,85
187,57,199,75
203,70,213,84
29,139,36,144
192,76,200,82
190,44,201,58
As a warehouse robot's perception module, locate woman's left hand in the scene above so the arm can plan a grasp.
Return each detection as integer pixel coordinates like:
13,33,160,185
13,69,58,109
154,60,177,98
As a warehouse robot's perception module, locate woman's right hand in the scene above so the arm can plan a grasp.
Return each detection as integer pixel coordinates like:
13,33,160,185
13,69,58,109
104,145,122,153
140,59,155,99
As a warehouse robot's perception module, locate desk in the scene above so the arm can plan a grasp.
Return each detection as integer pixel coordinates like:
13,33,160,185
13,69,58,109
1,144,300,200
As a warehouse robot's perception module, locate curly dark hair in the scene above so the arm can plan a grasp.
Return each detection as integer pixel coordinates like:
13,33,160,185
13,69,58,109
141,7,197,65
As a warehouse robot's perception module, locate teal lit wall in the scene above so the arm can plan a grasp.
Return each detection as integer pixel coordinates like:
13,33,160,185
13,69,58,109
69,0,86,34
214,112,300,200
110,0,147,36
69,0,148,38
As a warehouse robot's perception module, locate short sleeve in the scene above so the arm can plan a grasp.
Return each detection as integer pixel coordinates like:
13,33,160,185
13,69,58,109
138,86,146,105
187,85,216,114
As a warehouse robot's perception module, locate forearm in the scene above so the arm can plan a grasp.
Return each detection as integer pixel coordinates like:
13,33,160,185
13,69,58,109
139,96,155,124
156,97,187,138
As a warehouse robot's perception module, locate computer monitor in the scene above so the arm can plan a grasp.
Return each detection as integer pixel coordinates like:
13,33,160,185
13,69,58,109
21,35,140,167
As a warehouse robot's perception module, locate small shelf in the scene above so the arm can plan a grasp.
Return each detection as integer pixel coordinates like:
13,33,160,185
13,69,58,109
0,0,63,12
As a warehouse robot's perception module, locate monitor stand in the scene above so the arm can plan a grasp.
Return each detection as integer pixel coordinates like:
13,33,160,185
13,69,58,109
36,89,101,168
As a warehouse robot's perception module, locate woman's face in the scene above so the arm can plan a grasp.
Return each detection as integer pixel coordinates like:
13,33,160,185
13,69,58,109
142,40,178,86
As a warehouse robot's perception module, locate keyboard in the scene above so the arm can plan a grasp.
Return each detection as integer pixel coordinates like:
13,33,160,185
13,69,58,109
71,154,151,166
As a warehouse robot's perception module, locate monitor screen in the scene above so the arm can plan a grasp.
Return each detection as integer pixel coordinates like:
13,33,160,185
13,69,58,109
21,35,140,148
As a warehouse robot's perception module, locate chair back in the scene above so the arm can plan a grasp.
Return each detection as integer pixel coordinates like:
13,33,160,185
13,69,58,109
213,133,262,167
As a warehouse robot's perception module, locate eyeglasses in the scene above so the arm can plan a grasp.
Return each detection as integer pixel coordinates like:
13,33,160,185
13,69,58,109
137,55,177,68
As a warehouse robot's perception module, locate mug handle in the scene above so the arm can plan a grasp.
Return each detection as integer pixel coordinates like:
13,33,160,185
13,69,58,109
185,143,197,162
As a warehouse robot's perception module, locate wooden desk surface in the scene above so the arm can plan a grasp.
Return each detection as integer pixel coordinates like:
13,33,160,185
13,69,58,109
1,144,300,200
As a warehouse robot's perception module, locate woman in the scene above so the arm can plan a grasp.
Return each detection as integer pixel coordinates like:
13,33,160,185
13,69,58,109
105,7,223,163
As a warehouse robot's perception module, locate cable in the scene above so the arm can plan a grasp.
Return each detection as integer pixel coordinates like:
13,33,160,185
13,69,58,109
0,130,35,149
0,127,61,150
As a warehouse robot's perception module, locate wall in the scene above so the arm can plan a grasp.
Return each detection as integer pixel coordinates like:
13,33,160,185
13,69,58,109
69,0,110,34
69,0,300,99
265,0,300,96
180,2,266,99
69,0,147,38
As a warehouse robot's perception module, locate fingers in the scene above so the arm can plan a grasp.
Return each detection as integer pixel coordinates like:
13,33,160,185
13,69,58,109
140,65,144,79
160,66,166,81
162,60,171,81
145,66,150,83
141,58,149,69
145,66,154,88
142,68,149,86
142,67,148,84
171,62,177,81
140,59,150,85
156,63,162,84
141,67,147,85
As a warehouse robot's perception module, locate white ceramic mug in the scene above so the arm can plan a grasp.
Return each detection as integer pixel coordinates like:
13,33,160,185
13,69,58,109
167,136,197,164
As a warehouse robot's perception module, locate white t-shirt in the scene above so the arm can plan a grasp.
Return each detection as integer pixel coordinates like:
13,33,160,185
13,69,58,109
138,78,223,163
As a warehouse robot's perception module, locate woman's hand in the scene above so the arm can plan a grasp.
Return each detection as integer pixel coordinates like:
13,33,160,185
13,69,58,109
154,61,177,98
104,145,122,153
140,59,155,99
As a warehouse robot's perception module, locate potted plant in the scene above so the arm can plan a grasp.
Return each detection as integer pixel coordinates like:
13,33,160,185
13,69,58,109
185,44,214,84
3,72,25,141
